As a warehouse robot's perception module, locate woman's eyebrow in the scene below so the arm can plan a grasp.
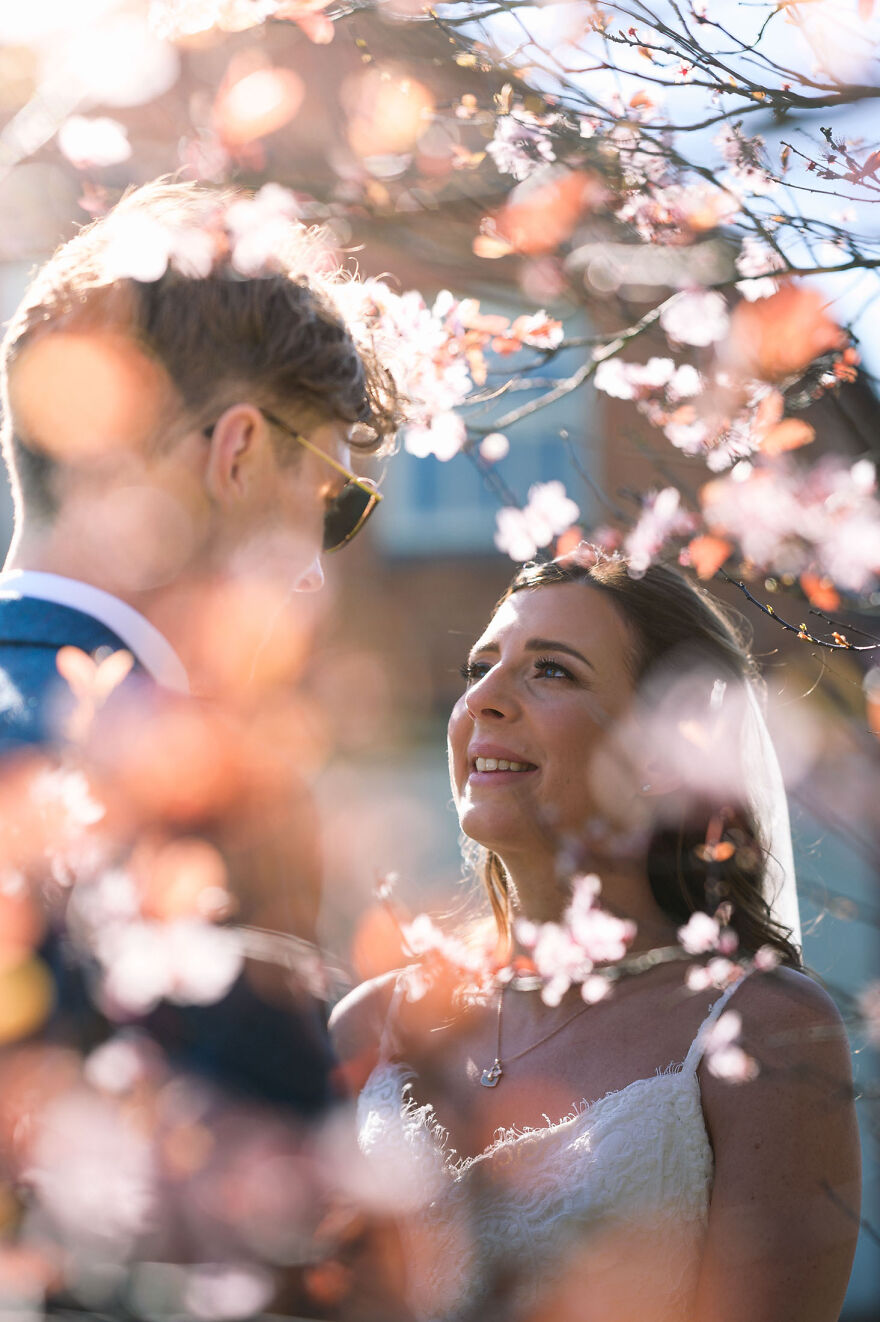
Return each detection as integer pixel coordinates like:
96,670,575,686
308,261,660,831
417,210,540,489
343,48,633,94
526,637,596,671
468,637,595,671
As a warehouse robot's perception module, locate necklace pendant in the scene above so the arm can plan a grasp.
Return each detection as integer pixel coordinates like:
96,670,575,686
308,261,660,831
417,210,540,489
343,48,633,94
481,1059,503,1088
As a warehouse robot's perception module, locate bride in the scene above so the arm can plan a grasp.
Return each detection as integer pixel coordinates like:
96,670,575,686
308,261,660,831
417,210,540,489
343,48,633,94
331,549,860,1322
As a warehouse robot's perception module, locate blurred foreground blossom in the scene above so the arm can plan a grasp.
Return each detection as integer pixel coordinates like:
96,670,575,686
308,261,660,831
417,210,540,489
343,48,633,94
735,236,785,301
102,212,207,282
224,183,307,275
150,0,335,43
678,912,721,955
487,110,557,181
702,456,880,592
48,11,180,109
214,63,305,148
624,487,697,576
480,432,510,463
686,957,741,992
400,913,489,994
27,1088,156,1250
660,290,730,347
726,285,847,383
57,115,131,169
702,1009,759,1082
517,874,636,1006
94,918,244,1016
495,481,579,561
184,1263,275,1320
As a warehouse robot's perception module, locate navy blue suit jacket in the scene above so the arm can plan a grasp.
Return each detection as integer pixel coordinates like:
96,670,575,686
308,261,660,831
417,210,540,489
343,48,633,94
0,593,335,1116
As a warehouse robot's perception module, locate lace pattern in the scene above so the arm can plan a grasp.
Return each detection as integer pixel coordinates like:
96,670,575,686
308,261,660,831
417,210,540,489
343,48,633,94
357,979,745,1322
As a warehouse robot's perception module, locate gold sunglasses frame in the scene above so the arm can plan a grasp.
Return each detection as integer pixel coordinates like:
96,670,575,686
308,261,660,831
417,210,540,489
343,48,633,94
203,408,383,552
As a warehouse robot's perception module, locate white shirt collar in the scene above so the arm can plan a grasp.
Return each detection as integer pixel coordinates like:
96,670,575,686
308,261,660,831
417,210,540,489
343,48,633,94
0,570,189,694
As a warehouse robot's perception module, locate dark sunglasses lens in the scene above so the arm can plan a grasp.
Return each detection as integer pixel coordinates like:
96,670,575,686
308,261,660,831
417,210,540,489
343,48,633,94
323,483,376,551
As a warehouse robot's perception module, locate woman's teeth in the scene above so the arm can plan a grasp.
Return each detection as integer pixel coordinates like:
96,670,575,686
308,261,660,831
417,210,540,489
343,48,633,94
474,757,532,772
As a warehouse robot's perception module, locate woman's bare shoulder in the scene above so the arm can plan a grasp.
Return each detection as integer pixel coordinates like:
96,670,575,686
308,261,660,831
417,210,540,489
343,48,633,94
329,969,403,1063
701,965,855,1133
732,965,848,1051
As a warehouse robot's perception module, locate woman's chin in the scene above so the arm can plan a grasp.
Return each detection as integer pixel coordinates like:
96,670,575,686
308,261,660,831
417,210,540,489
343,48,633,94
457,804,534,855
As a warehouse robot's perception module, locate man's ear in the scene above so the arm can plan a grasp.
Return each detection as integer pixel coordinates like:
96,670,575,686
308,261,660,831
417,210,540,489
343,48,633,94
203,403,271,506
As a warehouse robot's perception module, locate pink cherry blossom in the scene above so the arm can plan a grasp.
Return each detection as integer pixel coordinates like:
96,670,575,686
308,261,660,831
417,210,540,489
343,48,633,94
516,874,635,1006
678,911,720,955
184,1263,275,1320
735,236,785,301
405,411,466,462
486,111,557,181
52,12,180,110
702,1009,759,1082
581,974,612,1004
495,507,542,562
480,432,510,463
494,482,580,561
84,1033,162,1095
702,456,880,591
566,874,636,963
660,290,730,347
524,481,580,545
401,913,488,979
149,1,283,38
27,1089,156,1249
225,183,306,277
593,358,638,400
95,918,243,1015
686,957,741,992
714,124,776,197
624,487,698,576
102,213,174,282
57,115,131,169
524,920,594,1007
753,945,782,972
594,356,677,401
511,312,564,350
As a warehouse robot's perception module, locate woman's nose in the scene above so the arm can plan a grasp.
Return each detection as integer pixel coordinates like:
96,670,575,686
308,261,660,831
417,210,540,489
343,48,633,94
464,666,517,721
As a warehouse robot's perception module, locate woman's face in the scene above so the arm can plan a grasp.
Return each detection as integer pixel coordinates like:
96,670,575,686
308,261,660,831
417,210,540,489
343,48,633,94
448,582,640,858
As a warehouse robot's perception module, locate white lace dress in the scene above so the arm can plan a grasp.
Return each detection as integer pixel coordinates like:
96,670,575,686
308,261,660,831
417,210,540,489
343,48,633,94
357,979,745,1322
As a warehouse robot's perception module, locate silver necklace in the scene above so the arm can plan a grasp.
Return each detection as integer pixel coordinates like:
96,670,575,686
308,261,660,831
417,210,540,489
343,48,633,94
480,981,592,1088
479,945,687,1086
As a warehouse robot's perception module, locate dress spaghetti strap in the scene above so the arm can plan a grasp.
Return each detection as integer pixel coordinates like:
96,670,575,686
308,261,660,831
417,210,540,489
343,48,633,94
682,971,753,1075
377,972,409,1062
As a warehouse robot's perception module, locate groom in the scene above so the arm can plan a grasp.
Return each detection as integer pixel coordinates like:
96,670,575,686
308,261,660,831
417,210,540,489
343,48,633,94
0,179,397,1114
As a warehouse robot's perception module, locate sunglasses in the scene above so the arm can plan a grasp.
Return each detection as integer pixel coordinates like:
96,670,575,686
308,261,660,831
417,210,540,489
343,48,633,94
204,409,383,552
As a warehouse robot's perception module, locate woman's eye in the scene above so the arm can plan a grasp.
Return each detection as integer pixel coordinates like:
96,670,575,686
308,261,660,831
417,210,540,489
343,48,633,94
460,660,490,683
534,656,573,680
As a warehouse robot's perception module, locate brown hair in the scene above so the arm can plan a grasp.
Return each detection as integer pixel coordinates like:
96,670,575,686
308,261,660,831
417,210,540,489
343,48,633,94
1,179,402,519
479,549,802,968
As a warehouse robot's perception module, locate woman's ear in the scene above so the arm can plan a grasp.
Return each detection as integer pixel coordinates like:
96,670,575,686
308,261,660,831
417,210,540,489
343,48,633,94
204,403,272,507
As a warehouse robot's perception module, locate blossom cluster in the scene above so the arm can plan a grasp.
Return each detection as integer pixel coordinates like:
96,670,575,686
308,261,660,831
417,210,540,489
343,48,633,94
338,281,564,461
702,456,880,593
149,0,336,44
494,481,580,562
516,874,636,1007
